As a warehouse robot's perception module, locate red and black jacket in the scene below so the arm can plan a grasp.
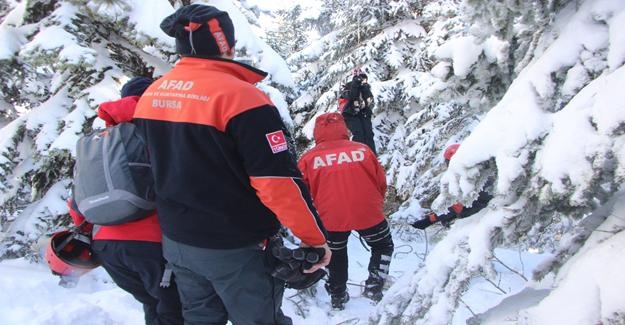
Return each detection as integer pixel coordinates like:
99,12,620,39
133,57,326,249
68,96,162,243
298,113,386,231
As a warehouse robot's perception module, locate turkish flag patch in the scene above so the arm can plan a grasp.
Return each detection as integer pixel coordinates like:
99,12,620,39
266,130,288,154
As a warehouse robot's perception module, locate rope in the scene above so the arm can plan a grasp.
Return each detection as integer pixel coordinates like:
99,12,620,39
392,244,414,259
355,232,371,252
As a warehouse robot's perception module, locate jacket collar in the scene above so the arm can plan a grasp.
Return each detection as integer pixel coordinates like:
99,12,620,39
178,56,268,84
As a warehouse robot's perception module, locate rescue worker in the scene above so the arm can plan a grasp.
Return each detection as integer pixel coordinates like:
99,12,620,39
298,112,393,309
69,76,183,325
133,4,330,324
339,68,376,155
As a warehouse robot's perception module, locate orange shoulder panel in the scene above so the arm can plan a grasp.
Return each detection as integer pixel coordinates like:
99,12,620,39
249,176,326,246
134,72,272,131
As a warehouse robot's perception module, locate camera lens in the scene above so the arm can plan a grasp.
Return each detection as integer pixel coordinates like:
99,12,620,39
305,252,319,264
292,249,306,261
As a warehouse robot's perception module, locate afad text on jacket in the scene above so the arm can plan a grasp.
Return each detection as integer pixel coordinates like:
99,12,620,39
298,113,386,231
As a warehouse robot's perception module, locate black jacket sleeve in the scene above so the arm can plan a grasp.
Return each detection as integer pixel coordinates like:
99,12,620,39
436,190,492,224
459,191,493,219
360,83,373,101
226,105,327,245
436,208,459,224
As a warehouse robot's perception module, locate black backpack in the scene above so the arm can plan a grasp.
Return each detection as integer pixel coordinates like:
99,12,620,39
72,123,156,225
338,81,361,114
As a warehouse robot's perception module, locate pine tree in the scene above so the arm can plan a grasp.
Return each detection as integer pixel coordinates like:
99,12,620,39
265,5,309,59
372,0,625,323
289,0,512,213
284,0,624,322
0,0,171,260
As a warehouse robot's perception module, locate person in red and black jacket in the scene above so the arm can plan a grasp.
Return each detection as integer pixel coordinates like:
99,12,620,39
412,143,494,229
69,76,182,325
133,5,329,324
298,112,394,309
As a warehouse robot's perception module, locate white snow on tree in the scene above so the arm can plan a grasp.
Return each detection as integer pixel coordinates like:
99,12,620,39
373,0,625,323
287,0,520,219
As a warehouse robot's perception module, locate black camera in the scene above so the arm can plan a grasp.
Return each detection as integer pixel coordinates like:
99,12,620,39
270,243,327,290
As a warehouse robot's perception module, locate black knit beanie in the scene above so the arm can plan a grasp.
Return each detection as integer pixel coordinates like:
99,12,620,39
120,76,153,98
160,4,235,56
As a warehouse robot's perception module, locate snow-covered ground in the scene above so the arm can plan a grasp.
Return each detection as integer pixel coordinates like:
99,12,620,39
0,228,550,325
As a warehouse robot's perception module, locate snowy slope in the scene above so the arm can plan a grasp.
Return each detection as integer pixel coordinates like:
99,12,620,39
0,232,423,324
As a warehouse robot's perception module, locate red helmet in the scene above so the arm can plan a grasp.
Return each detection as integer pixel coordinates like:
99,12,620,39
45,230,99,277
443,143,460,161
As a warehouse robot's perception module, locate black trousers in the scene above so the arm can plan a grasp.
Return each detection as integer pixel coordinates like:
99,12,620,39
92,240,183,325
326,219,394,293
343,112,377,155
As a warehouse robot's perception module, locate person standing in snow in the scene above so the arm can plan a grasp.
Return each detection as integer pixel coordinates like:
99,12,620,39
298,112,393,309
412,143,493,230
339,68,377,155
133,4,330,324
68,76,183,325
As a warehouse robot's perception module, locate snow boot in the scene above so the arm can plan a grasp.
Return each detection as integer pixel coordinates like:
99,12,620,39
325,283,350,310
363,276,384,302
330,291,350,310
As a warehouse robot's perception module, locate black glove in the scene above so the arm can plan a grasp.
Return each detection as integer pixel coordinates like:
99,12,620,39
411,218,432,230
412,213,438,230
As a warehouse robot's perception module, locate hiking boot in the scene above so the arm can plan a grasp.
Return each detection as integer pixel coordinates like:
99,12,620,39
325,282,349,310
330,291,350,310
363,277,384,302
363,287,383,302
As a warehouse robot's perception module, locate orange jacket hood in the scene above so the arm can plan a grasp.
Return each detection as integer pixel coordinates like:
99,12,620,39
313,112,350,144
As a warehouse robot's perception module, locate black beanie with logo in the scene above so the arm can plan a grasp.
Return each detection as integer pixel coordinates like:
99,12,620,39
160,4,235,56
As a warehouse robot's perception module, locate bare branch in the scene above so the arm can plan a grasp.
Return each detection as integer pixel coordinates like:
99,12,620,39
482,275,507,294
459,298,477,317
493,254,528,282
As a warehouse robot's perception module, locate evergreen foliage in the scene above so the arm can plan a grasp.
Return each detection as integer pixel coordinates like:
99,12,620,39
265,6,308,59
0,0,171,260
